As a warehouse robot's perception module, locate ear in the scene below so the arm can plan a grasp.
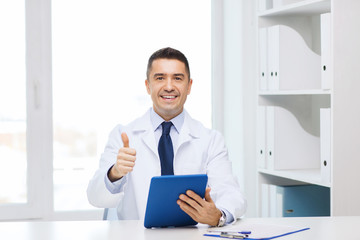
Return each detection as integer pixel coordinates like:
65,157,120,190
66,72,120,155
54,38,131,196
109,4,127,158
145,79,151,94
187,78,193,95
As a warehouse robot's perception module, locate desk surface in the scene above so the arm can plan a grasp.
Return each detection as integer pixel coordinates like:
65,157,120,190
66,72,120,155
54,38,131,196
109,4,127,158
1,216,359,240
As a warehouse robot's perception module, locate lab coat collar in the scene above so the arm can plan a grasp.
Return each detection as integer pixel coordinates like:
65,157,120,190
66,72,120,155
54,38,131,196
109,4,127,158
182,110,201,139
131,108,201,157
131,108,200,138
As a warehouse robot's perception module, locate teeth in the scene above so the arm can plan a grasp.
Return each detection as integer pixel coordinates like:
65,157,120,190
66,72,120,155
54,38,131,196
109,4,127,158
163,96,176,99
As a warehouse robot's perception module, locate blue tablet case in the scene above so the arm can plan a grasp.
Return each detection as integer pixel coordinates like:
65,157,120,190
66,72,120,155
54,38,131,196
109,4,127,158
144,174,208,228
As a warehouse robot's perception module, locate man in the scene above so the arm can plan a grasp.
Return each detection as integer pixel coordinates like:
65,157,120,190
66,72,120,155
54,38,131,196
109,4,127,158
87,47,246,226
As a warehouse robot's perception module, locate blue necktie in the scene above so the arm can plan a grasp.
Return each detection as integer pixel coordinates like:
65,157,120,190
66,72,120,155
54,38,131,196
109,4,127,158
158,121,174,175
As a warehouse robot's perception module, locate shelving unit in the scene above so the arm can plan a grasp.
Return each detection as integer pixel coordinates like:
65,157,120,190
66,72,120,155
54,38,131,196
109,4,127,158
255,0,360,217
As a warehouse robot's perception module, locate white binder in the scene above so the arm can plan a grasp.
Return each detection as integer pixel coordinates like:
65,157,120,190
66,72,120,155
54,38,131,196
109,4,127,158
273,0,304,8
258,0,272,12
269,184,277,217
266,106,275,169
269,184,283,217
259,28,268,90
266,106,320,170
320,108,331,184
267,25,321,90
261,183,270,217
267,26,279,90
321,13,332,90
257,106,267,168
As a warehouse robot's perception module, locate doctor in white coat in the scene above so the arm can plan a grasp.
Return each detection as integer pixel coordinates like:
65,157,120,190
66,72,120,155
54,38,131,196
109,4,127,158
87,47,246,226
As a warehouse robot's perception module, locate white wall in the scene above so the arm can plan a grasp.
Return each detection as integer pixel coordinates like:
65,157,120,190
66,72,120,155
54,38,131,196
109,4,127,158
332,0,360,216
212,0,257,217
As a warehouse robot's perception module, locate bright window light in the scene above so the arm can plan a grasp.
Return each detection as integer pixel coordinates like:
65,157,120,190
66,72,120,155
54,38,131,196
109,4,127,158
52,0,211,211
0,1,27,205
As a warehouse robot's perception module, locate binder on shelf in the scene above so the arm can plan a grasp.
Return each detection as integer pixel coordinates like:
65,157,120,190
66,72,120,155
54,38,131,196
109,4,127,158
267,26,279,90
320,108,331,184
258,0,272,12
272,0,305,9
257,106,267,168
259,28,268,90
267,25,321,90
260,184,282,218
266,106,275,170
264,184,330,218
321,13,332,90
261,183,270,217
269,184,283,217
276,185,330,217
266,106,320,170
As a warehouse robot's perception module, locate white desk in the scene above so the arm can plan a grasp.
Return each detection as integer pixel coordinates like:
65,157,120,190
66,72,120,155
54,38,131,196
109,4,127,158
1,216,359,240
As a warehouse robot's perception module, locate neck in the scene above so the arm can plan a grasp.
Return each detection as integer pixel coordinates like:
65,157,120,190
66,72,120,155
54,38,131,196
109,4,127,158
153,107,183,121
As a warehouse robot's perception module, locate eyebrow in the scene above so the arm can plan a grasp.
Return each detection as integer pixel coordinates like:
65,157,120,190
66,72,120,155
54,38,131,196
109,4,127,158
153,73,185,78
153,73,165,77
174,73,185,77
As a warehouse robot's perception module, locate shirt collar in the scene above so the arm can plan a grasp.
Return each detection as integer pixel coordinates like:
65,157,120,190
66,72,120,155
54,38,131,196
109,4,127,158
150,108,184,134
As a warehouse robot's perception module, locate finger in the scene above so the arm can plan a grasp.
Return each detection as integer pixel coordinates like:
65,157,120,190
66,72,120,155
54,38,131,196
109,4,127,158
204,187,213,203
121,132,129,148
117,159,135,168
179,194,202,211
186,190,205,207
118,165,134,173
177,200,199,221
118,150,137,159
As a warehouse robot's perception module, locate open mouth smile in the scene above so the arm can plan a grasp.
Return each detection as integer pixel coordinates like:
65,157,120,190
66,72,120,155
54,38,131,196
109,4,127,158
161,95,177,100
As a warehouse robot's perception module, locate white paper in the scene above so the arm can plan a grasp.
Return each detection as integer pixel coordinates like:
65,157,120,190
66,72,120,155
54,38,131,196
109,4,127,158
208,223,309,239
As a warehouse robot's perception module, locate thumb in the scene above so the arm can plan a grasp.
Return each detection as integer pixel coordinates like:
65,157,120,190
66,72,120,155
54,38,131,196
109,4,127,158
205,187,213,203
121,132,129,148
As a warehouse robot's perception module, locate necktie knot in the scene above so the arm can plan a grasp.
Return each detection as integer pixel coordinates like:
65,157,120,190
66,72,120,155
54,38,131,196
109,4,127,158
161,121,172,136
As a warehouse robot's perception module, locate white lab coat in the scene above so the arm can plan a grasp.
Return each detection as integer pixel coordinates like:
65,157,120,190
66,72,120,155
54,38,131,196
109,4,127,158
87,109,246,221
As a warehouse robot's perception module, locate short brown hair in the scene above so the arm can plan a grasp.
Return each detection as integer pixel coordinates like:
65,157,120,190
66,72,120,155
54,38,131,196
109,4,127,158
146,47,190,80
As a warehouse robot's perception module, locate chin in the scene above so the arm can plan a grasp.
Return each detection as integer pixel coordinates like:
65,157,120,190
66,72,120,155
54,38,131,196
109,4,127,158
157,107,182,119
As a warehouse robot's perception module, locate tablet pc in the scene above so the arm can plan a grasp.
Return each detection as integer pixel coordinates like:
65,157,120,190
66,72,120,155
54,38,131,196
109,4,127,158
144,174,208,228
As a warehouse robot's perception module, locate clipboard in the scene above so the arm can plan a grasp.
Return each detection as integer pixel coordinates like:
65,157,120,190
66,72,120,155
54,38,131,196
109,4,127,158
204,223,310,239
144,174,208,228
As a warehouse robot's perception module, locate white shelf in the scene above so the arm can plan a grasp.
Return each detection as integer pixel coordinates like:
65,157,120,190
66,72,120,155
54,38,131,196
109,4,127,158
258,0,330,17
259,89,331,96
258,168,330,187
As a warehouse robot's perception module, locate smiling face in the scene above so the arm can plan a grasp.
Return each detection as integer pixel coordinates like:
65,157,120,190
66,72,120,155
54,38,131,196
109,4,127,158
145,58,193,121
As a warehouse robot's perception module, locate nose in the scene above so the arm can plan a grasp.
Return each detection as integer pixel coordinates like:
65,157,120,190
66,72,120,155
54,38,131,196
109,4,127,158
164,78,174,91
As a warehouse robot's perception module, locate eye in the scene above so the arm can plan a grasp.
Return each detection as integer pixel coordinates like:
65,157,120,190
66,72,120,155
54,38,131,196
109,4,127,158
156,76,164,80
175,77,182,81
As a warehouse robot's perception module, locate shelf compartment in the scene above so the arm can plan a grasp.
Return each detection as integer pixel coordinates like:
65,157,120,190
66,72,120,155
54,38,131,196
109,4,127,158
258,0,331,17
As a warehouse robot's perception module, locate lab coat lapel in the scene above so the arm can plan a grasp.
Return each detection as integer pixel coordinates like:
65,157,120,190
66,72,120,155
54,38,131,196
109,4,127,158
175,111,200,156
132,110,158,158
141,129,158,157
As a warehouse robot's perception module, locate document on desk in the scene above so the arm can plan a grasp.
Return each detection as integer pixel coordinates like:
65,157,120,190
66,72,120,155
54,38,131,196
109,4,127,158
205,222,310,239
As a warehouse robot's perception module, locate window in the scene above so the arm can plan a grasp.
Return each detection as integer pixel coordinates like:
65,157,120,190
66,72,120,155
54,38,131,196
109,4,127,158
0,0,211,220
0,0,52,220
0,0,27,206
52,0,211,214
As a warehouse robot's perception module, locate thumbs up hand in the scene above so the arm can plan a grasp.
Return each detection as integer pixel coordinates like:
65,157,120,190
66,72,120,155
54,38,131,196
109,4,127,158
108,132,137,182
